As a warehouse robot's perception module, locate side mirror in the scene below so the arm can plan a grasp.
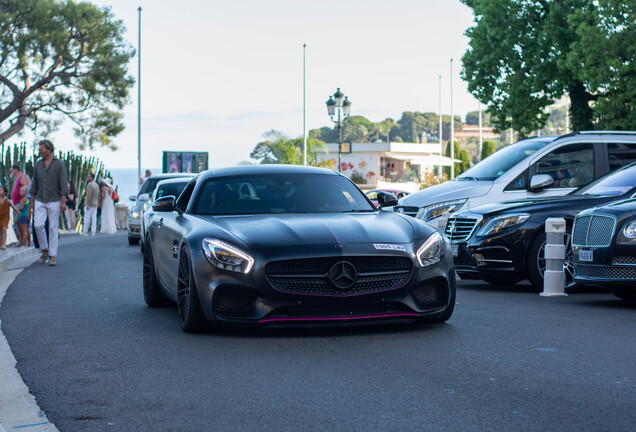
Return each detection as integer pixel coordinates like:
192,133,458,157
138,193,150,202
529,174,555,192
376,191,399,209
129,195,137,201
153,195,178,213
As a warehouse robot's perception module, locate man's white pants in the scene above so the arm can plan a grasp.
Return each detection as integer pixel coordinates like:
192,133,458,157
34,199,61,257
83,206,98,234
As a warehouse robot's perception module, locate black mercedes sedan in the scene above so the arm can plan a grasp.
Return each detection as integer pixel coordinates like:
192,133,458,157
446,162,636,290
143,165,455,332
572,198,636,301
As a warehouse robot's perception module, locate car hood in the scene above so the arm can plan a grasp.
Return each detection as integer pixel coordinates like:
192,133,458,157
399,180,493,207
465,195,620,217
200,212,415,248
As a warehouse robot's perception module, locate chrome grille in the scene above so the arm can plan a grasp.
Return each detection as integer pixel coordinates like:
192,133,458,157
393,206,419,218
445,216,479,242
613,256,636,265
575,264,636,280
572,215,616,246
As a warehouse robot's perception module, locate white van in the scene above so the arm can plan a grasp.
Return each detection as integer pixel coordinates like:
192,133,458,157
395,131,636,227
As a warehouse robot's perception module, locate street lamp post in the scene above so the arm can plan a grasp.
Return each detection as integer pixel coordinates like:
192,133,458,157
326,88,351,172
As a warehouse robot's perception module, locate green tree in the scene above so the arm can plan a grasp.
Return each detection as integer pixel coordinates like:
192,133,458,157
480,139,497,161
465,110,492,126
461,0,606,135
341,116,374,143
0,0,135,149
250,130,328,165
444,140,470,178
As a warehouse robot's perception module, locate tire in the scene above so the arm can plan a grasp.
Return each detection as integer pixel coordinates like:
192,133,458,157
527,231,581,292
140,236,145,254
142,240,169,307
608,288,636,302
128,235,140,246
482,275,521,286
177,248,206,332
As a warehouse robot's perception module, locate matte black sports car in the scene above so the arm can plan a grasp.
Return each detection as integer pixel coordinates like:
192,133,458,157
572,197,636,301
446,162,636,290
143,165,455,332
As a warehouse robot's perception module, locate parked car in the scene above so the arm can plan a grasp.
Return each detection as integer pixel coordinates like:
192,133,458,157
395,131,636,228
572,197,636,301
366,189,410,207
140,177,193,252
143,165,455,332
127,173,194,245
445,162,636,290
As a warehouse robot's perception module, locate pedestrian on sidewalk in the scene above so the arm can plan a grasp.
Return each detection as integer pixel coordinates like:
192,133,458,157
0,185,11,250
83,173,99,235
10,165,30,245
65,180,78,231
28,140,68,266
16,186,31,247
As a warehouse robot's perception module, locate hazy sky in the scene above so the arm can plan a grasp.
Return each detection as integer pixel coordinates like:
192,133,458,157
27,0,480,170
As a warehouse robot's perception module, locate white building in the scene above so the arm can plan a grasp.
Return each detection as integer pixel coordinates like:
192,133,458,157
316,142,457,192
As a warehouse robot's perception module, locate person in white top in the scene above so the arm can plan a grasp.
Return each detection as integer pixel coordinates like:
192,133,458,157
100,178,117,234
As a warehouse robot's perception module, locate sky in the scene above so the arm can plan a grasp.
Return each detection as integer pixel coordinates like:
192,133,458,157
16,0,481,171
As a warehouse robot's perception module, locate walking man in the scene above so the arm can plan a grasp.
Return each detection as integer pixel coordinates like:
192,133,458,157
28,140,68,266
83,173,99,235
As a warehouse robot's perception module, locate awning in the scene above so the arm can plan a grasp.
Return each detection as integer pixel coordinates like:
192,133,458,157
384,152,459,166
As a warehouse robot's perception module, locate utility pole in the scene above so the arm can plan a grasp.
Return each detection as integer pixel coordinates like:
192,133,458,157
137,6,142,184
450,58,454,180
303,43,307,166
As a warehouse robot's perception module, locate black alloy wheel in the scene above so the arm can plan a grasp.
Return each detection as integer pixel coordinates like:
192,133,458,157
177,248,206,332
128,235,140,246
142,239,169,307
527,231,580,292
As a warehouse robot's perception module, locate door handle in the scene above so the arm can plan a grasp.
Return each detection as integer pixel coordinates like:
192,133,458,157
157,218,163,227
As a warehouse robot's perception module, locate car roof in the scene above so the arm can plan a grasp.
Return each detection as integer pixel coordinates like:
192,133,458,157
155,177,194,186
148,173,195,180
197,164,339,180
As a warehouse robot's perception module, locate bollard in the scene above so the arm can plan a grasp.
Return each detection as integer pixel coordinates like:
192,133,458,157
540,217,568,297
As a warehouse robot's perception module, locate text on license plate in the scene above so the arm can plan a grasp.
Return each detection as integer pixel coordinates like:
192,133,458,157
579,250,593,262
452,244,459,257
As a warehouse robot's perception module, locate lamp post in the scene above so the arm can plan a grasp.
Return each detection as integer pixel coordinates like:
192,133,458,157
326,88,351,172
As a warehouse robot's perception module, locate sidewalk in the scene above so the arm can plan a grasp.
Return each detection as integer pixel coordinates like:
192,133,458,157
0,244,59,432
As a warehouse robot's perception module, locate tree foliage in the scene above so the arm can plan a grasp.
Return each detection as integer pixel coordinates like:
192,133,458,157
0,0,135,149
445,140,471,178
480,139,497,161
250,130,328,166
461,0,636,135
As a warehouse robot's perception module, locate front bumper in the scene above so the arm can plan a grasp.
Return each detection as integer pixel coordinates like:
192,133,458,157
191,243,456,327
128,218,141,238
573,244,636,289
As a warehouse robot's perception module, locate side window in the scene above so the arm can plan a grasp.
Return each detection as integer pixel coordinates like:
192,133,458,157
505,168,529,191
608,143,636,171
534,144,594,188
176,180,196,212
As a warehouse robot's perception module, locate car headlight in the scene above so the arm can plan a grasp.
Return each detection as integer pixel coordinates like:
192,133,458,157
618,219,636,244
416,232,444,267
202,238,254,273
130,210,140,219
476,213,530,237
416,199,467,222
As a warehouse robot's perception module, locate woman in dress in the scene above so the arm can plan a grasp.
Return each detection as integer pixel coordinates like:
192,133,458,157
65,181,77,231
100,178,117,234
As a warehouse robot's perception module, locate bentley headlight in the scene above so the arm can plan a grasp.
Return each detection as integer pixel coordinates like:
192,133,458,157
417,199,467,222
619,220,636,242
416,232,444,267
202,238,254,273
477,213,530,236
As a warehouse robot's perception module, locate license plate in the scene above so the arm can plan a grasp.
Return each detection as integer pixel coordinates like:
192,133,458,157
579,249,593,262
452,244,459,257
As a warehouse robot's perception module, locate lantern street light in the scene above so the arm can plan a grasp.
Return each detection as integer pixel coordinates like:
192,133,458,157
326,88,351,172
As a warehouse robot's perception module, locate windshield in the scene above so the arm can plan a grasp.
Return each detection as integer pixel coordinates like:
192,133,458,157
456,137,553,181
155,181,189,200
194,174,375,215
574,163,636,196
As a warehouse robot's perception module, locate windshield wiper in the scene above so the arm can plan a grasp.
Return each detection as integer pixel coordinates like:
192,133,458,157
456,176,478,181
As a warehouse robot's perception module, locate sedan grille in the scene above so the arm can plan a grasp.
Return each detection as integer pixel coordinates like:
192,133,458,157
393,206,419,218
575,264,636,281
572,215,616,246
614,256,636,265
266,256,413,296
445,216,479,242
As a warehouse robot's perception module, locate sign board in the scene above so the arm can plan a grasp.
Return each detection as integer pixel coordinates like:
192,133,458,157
340,142,352,154
163,151,208,173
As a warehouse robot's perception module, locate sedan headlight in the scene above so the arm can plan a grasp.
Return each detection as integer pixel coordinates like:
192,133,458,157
417,199,467,222
202,238,254,273
416,232,444,267
476,213,530,237
623,220,636,239
130,210,140,219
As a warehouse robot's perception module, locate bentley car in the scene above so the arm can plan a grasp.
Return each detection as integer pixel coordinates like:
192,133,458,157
143,165,455,332
572,197,636,301
445,162,636,290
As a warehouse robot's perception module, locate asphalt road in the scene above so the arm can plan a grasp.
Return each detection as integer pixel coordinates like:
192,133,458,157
1,232,635,432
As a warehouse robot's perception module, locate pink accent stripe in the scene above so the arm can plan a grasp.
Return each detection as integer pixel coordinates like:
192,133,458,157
258,312,419,324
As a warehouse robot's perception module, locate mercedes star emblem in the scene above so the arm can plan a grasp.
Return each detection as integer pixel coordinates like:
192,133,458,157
328,261,358,290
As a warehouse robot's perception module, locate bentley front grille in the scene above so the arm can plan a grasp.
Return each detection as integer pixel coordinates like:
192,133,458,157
575,264,636,280
266,256,413,296
572,215,616,247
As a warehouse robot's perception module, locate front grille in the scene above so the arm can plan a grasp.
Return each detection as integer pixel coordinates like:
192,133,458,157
572,215,616,246
266,256,413,296
445,216,479,242
213,287,256,317
266,302,413,319
614,256,636,265
575,264,636,280
412,279,447,309
394,206,419,218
